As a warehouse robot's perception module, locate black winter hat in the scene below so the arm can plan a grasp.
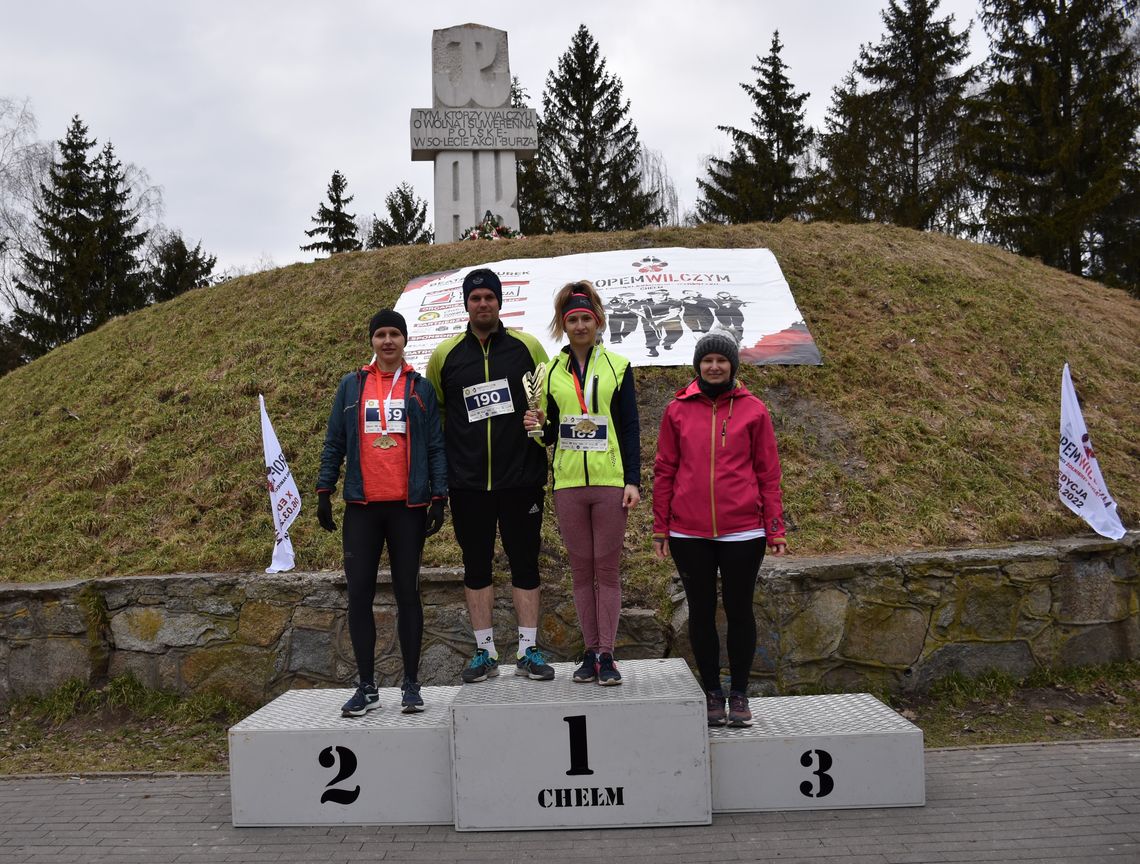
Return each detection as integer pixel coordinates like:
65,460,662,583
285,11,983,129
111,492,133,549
368,309,407,342
693,326,740,379
462,268,503,308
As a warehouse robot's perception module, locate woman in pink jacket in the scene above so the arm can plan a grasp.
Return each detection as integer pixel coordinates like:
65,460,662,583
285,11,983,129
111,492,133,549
652,327,787,727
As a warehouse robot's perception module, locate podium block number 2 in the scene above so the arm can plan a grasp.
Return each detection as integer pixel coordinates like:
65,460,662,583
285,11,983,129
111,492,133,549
564,715,594,776
799,749,834,798
319,745,361,805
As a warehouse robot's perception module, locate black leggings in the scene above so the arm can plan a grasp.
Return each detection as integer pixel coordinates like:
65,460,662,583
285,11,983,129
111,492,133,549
669,537,765,693
343,502,426,683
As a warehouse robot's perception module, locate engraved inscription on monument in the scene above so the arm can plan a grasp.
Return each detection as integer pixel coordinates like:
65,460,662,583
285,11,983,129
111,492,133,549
410,108,537,160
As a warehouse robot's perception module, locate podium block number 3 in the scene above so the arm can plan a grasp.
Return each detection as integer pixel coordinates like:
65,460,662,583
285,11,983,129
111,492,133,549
564,715,594,776
319,745,361,805
799,749,834,798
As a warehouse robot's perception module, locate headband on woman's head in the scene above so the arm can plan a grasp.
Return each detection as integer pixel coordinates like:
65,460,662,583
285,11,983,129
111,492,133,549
561,292,599,322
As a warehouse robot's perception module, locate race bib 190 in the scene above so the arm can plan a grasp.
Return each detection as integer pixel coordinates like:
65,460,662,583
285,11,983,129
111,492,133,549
463,379,514,422
558,414,609,451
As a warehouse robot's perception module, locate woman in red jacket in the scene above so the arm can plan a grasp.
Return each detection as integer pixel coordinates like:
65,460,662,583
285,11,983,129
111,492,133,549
652,327,787,727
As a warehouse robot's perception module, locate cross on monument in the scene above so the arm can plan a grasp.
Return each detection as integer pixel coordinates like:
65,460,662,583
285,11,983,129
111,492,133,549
409,24,538,243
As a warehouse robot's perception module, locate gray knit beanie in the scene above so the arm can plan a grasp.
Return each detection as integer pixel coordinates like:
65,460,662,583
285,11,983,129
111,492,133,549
693,326,740,379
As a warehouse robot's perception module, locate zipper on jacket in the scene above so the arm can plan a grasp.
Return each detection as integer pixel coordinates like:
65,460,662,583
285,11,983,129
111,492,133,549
483,339,492,491
403,374,414,505
722,395,735,448
710,399,718,537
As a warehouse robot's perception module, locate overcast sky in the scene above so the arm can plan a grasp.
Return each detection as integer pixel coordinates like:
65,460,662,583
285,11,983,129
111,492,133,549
2,1,984,274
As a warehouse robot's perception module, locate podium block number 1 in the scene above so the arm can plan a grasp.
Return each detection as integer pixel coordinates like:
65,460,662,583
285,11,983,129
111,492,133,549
319,745,361,805
564,715,593,776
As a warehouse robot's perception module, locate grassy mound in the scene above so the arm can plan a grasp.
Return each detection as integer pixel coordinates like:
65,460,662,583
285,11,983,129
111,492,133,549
0,221,1136,594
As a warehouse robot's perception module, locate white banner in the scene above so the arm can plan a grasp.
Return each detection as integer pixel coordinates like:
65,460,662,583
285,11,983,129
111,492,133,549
1058,364,1125,540
395,247,821,371
259,394,302,572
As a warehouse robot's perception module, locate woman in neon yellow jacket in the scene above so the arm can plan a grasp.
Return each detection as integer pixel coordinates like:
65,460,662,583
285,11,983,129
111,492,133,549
524,281,640,686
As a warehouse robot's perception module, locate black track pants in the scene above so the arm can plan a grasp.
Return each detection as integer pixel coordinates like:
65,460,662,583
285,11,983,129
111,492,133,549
342,501,426,683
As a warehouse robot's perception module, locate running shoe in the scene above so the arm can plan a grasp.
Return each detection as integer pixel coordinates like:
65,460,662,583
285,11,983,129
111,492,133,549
573,650,598,683
460,648,500,683
341,683,380,717
728,690,753,727
706,689,727,726
597,653,622,686
401,678,424,713
515,646,555,680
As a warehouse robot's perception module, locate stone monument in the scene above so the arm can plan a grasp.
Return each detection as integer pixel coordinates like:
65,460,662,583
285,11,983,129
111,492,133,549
410,24,538,243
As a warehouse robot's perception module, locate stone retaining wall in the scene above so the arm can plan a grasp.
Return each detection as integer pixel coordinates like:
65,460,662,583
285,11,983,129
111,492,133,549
0,534,1135,704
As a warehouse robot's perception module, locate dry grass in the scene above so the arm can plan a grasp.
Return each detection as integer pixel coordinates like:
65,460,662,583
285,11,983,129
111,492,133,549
0,222,1137,600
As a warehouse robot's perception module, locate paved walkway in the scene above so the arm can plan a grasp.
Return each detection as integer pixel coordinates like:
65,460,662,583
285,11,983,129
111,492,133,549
1,740,1137,864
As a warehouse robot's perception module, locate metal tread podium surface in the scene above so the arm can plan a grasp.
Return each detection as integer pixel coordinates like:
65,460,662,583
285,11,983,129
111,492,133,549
709,692,925,812
229,686,459,826
449,657,712,831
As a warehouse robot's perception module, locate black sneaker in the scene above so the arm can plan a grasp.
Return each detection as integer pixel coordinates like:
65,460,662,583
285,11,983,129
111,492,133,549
460,648,499,683
597,653,622,686
706,689,727,726
573,650,598,683
728,690,753,727
401,678,424,713
341,683,380,717
515,646,555,680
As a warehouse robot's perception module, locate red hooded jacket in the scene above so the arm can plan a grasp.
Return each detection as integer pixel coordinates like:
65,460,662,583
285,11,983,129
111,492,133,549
652,379,785,542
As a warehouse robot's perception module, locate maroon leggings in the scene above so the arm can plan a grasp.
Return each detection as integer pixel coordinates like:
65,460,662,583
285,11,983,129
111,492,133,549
553,486,627,654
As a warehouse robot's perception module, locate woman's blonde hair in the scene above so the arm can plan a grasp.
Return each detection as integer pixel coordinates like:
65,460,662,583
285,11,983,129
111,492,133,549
548,280,607,340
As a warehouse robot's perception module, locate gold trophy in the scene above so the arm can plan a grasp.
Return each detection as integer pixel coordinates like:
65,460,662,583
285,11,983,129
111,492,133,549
522,363,547,439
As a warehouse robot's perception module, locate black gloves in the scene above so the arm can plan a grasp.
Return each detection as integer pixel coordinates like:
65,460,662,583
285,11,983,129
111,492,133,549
319,493,444,536
424,499,446,538
316,492,336,532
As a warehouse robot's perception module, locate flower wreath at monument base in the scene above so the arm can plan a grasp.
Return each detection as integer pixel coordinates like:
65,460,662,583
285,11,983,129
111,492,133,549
460,210,524,241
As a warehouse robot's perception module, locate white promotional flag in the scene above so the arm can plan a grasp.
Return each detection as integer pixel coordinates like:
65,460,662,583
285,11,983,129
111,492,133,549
259,394,302,572
1058,365,1125,540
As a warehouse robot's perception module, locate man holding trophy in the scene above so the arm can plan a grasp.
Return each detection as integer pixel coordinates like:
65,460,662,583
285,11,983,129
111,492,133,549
426,268,555,683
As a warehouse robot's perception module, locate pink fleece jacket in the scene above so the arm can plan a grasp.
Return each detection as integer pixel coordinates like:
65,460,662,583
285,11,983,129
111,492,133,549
652,379,786,541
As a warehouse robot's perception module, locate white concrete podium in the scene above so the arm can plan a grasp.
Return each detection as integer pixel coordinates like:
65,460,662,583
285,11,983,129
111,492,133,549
228,671,927,829
229,686,458,826
709,692,925,812
449,658,711,831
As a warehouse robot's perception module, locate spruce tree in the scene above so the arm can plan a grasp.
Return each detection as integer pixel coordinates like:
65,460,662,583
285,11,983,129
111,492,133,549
854,0,974,231
0,316,28,375
11,115,100,357
968,0,1140,281
148,230,216,303
300,170,362,256
538,25,664,232
814,71,891,222
366,182,432,247
696,31,814,224
92,142,148,320
511,77,553,235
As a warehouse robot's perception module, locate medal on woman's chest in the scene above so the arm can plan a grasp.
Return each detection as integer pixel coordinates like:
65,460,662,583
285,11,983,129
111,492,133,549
569,357,599,435
372,367,401,449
